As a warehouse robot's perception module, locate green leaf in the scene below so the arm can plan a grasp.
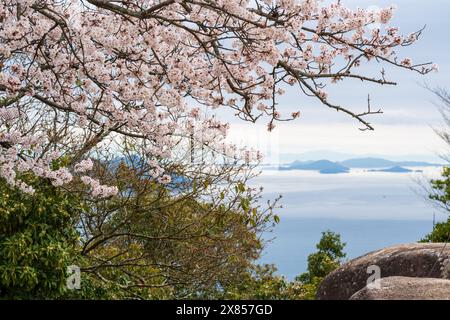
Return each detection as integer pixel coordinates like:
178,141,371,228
273,215,280,224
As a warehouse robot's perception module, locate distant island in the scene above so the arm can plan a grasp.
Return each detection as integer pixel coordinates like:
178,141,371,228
275,157,440,174
368,166,423,173
339,158,440,169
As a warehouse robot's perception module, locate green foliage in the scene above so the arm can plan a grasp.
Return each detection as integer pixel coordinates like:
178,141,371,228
216,264,306,300
211,230,346,300
0,175,81,299
429,166,450,209
422,166,450,242
63,260,174,300
315,230,347,260
420,216,450,243
296,231,346,298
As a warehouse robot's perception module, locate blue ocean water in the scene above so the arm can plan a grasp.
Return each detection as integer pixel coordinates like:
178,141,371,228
251,168,447,280
259,218,435,280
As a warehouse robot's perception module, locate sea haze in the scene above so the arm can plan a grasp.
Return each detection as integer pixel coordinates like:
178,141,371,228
250,167,447,279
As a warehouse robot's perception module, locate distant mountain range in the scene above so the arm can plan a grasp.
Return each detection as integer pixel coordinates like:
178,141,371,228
279,160,349,174
277,157,442,174
339,158,441,168
278,151,443,163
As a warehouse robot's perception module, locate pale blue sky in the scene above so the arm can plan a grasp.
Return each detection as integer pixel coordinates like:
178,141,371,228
225,0,450,162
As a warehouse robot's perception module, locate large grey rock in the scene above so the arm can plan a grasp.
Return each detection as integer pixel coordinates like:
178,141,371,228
350,276,450,300
316,243,450,300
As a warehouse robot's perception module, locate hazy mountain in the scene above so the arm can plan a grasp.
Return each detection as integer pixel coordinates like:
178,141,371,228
370,166,411,173
340,158,441,168
280,160,350,174
278,152,444,165
368,166,420,173
340,158,395,168
279,151,356,163
269,156,441,174
395,161,441,167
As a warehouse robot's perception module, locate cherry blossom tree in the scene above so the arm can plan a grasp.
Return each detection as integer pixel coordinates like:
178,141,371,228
72,148,278,298
0,0,435,196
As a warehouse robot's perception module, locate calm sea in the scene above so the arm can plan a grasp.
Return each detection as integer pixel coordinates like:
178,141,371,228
251,167,447,279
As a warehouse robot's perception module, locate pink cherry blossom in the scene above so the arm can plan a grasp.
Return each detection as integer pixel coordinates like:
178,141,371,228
0,0,434,197
74,159,94,173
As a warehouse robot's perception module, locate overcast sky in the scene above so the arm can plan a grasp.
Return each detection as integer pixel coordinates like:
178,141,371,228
224,0,450,163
